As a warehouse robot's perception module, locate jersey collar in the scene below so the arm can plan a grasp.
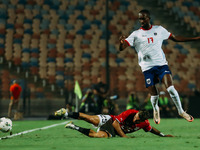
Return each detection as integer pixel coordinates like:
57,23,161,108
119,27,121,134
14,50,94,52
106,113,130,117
140,25,152,30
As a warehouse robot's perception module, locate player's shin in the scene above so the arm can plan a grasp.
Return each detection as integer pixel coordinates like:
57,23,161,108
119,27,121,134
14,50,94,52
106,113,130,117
73,125,91,136
151,95,160,124
167,85,184,114
65,122,91,136
68,112,80,119
150,95,159,110
78,127,91,136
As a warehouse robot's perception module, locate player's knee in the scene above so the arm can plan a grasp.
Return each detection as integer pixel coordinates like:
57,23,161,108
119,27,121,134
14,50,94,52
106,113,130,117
93,131,109,138
167,85,177,96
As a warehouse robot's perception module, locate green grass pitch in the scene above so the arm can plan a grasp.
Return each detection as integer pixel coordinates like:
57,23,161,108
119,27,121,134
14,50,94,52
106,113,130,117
0,119,200,150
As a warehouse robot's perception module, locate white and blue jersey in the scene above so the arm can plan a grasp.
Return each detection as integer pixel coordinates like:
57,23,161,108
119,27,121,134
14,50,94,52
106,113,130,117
125,25,172,87
125,25,171,72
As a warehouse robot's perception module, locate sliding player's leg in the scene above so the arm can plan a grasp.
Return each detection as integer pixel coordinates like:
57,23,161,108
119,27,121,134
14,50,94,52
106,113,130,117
55,108,100,126
65,121,110,138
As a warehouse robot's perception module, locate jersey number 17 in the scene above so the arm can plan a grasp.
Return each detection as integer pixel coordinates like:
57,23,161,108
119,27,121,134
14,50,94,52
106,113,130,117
147,37,153,43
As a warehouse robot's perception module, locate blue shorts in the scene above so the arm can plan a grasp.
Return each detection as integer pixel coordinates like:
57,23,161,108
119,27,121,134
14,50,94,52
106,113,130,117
143,65,172,88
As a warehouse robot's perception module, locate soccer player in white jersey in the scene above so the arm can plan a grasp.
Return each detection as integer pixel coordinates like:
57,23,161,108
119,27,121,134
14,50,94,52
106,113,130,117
119,9,200,124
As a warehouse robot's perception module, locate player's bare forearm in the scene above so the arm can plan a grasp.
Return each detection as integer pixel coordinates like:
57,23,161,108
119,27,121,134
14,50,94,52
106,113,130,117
112,120,128,138
169,34,200,42
150,127,173,137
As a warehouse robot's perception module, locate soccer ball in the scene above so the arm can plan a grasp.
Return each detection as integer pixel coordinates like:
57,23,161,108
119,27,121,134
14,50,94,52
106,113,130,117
0,117,12,133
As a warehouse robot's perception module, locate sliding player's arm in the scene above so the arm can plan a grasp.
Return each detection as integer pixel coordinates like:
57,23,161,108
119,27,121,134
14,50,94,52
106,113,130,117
150,127,173,137
112,120,128,138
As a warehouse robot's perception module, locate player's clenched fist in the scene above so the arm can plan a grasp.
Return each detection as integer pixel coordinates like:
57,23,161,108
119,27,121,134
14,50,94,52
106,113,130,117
119,35,126,44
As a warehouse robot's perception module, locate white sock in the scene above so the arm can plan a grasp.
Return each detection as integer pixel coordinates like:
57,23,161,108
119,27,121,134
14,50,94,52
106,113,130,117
167,85,184,114
150,95,159,111
64,112,68,117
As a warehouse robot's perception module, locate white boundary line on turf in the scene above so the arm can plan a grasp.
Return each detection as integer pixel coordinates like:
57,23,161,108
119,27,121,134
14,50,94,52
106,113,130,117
0,121,70,140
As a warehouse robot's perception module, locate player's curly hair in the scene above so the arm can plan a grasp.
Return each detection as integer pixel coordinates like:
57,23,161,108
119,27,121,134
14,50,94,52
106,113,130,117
139,110,150,121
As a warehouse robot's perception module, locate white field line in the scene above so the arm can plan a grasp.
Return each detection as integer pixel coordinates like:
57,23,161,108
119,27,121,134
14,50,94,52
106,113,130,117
0,121,70,140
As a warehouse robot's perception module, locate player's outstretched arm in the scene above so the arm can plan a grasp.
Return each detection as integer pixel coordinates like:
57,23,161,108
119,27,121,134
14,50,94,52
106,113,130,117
119,35,129,51
169,34,200,42
112,120,128,138
150,127,173,137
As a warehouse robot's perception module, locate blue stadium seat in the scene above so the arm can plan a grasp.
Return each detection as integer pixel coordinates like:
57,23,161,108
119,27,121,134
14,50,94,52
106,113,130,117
25,4,33,10
21,62,30,69
92,19,101,26
18,0,26,5
24,19,33,24
82,39,90,45
188,83,196,90
173,74,180,81
87,0,96,6
50,5,59,10
44,0,52,5
115,58,124,65
22,48,31,53
0,9,7,18
47,43,56,49
8,4,15,9
59,19,66,25
64,58,73,63
56,80,64,88
109,44,117,54
34,14,42,20
65,24,74,30
13,39,22,44
24,29,33,34
33,5,41,10
64,75,74,80
182,2,193,8
64,43,73,49
68,5,75,11
56,71,64,76
0,19,6,24
51,29,59,35
77,14,86,20
0,43,5,48
76,30,85,35
47,58,56,62
6,23,14,29
0,34,5,39
82,53,91,59
82,24,91,30
31,48,40,53
65,9,74,16
30,58,39,67
1,0,9,4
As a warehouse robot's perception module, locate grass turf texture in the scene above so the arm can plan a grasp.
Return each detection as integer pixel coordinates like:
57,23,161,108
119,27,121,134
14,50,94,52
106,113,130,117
0,119,200,150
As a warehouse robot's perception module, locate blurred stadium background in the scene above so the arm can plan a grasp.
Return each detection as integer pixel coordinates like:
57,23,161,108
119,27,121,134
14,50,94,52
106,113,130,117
0,0,200,118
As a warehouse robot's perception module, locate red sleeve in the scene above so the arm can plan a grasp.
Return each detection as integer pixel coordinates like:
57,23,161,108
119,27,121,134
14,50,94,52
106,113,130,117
168,33,172,39
115,109,138,124
142,120,152,132
125,39,130,46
